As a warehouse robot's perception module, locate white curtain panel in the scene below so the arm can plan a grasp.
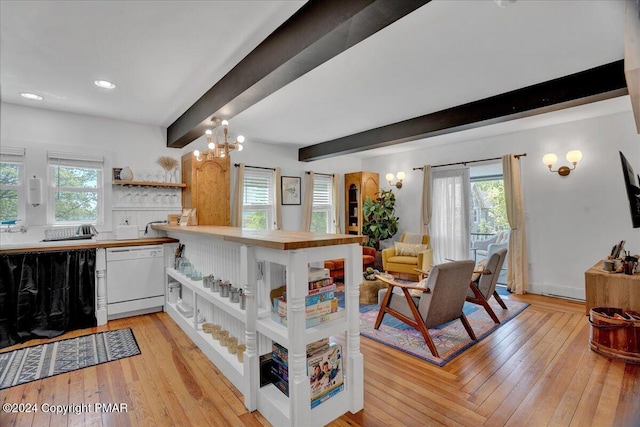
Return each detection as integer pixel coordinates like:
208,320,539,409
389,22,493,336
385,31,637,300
332,173,340,233
274,167,282,230
420,165,432,236
502,154,529,294
301,171,315,231
231,163,245,227
431,167,470,264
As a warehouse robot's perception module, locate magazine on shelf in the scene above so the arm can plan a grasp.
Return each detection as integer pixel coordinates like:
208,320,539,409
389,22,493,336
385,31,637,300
308,342,344,400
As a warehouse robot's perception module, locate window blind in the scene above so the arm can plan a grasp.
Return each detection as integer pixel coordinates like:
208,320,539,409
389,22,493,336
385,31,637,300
243,169,273,205
313,175,332,206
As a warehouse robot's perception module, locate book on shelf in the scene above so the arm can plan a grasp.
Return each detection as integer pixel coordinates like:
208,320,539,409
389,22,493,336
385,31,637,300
308,267,330,282
271,308,345,328
274,298,338,319
269,339,343,405
308,277,334,291
308,282,336,295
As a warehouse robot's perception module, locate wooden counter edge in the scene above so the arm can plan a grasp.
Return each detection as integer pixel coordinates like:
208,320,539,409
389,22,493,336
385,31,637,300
0,237,179,254
152,224,368,250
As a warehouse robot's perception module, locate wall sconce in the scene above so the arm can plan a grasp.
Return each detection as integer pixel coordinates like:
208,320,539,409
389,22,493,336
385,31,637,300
542,150,583,177
385,171,405,188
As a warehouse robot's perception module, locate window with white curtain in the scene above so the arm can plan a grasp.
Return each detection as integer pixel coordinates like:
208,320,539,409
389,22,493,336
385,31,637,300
311,174,334,233
0,147,25,222
430,168,470,264
242,169,273,230
48,151,104,224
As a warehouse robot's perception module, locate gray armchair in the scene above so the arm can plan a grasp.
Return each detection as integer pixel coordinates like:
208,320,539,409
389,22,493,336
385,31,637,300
374,260,477,357
467,249,508,323
474,231,509,261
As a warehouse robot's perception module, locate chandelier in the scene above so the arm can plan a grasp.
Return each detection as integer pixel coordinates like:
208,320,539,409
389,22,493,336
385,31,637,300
194,118,245,161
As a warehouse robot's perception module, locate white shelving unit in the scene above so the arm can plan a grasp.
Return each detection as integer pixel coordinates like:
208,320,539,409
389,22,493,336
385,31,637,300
156,225,364,427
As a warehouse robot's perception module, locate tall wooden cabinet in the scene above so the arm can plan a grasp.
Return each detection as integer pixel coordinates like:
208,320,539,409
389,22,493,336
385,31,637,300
344,172,379,235
181,152,230,225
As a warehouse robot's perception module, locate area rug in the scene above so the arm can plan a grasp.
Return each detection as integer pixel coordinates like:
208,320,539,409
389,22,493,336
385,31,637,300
0,328,140,390
338,288,529,366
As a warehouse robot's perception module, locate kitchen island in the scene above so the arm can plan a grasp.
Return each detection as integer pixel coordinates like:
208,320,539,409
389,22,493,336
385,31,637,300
152,225,366,427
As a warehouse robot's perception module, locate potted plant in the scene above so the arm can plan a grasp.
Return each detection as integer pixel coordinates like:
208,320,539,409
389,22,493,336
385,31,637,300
362,189,399,250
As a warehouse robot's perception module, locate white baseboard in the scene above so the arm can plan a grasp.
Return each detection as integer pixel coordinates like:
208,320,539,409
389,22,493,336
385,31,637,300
528,282,585,301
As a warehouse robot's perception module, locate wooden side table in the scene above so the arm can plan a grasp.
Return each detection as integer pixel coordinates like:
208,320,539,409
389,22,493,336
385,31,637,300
584,261,640,315
359,273,394,304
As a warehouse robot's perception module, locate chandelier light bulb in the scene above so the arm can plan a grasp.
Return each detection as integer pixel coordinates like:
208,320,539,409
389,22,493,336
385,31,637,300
221,120,229,127
208,142,215,150
205,129,212,136
194,149,201,157
237,144,244,152
237,135,245,143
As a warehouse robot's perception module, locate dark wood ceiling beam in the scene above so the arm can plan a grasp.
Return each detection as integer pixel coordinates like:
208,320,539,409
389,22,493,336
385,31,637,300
167,0,432,148
299,60,628,162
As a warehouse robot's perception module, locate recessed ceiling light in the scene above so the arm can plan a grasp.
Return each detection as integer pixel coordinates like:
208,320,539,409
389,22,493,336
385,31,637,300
20,92,44,101
94,80,116,89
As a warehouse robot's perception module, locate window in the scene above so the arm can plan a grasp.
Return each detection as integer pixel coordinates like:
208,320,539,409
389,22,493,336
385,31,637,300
48,151,104,224
0,147,25,222
242,169,273,230
469,163,509,248
310,174,334,233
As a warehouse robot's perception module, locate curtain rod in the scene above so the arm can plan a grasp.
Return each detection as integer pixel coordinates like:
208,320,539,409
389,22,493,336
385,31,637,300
305,171,334,177
412,153,527,171
233,163,275,171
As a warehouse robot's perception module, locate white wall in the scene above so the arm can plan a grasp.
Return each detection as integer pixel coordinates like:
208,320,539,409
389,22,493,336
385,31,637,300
362,109,640,299
1,103,183,239
1,103,363,239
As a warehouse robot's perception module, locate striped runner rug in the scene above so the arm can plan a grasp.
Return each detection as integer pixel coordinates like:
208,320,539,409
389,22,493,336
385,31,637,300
0,328,140,390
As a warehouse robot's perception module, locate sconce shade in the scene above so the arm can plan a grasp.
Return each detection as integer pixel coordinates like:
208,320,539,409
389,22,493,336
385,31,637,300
566,150,583,164
542,153,558,167
396,171,406,180
385,173,395,182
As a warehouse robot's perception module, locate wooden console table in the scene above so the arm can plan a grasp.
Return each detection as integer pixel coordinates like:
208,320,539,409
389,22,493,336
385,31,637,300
584,261,640,315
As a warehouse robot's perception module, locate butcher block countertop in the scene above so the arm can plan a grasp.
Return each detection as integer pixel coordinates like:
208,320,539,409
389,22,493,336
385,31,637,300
0,237,179,254
152,224,367,250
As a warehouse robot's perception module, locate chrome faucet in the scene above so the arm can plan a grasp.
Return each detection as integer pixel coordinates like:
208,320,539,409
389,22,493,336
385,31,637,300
3,225,28,233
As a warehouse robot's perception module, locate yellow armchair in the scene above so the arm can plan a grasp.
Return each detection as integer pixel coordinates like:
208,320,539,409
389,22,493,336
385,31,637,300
382,233,433,278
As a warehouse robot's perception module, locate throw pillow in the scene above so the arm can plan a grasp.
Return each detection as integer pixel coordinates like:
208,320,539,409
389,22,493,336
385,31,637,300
471,258,488,282
410,277,431,297
394,242,429,257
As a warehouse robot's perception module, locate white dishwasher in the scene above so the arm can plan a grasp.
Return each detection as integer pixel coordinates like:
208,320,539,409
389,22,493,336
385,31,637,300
106,245,165,319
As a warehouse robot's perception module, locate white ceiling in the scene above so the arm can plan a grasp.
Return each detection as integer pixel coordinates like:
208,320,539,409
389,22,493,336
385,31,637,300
0,0,630,158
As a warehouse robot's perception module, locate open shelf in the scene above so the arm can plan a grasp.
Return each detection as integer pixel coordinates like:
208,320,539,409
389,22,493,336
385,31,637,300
167,268,246,322
113,180,186,188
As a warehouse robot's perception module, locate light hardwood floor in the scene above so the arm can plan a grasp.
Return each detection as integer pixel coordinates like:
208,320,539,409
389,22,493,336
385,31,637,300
1,293,638,427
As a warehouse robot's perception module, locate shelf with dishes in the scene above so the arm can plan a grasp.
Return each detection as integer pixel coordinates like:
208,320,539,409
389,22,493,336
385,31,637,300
113,180,186,188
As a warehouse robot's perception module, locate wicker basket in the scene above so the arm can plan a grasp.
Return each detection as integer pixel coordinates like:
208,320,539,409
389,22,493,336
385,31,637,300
589,307,640,364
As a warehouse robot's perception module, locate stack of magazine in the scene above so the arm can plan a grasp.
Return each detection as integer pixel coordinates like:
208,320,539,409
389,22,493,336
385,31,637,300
270,338,345,408
271,267,344,327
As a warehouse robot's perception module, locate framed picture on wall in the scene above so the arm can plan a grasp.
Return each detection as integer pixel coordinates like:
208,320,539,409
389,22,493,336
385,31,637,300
281,176,301,205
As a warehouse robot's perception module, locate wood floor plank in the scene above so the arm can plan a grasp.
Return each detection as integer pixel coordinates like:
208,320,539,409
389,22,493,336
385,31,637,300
613,364,640,427
2,293,640,427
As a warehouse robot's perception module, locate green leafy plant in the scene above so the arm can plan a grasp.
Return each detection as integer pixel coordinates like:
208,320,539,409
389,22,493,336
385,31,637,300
362,189,399,250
